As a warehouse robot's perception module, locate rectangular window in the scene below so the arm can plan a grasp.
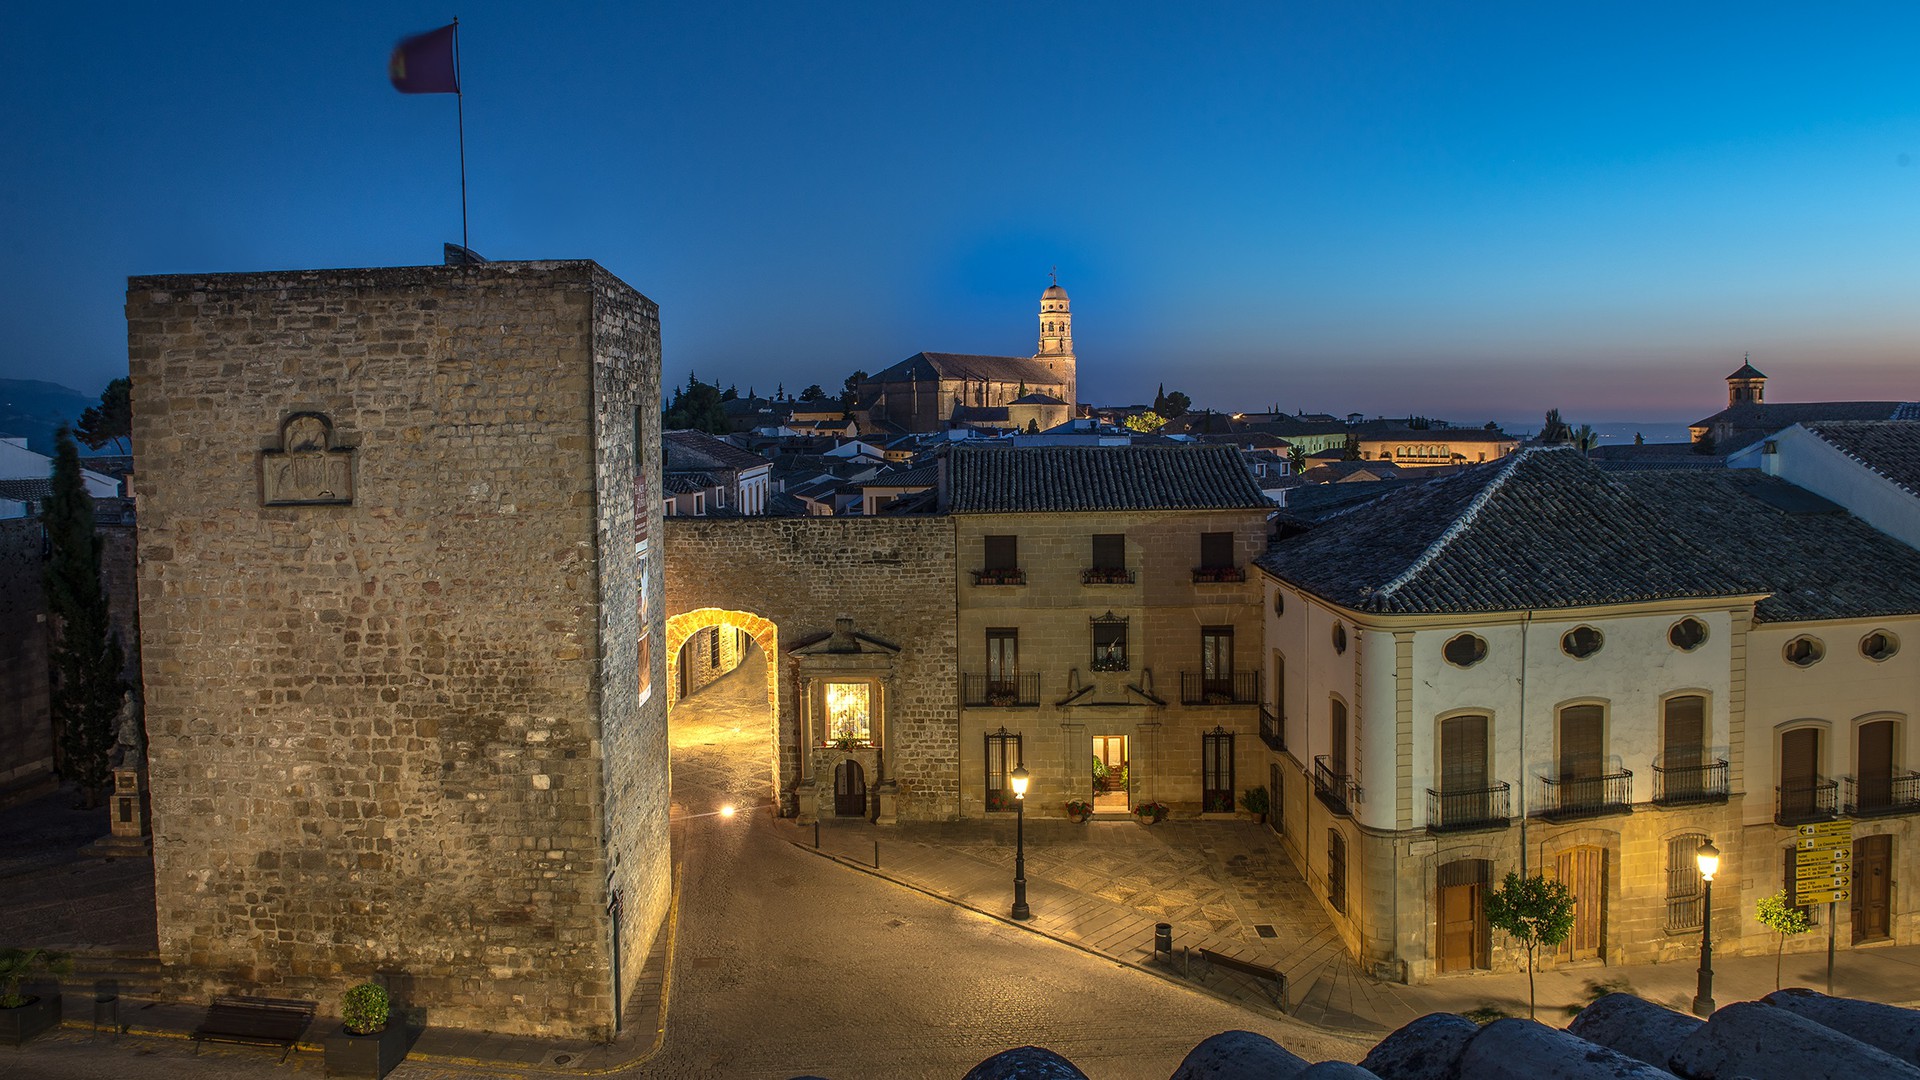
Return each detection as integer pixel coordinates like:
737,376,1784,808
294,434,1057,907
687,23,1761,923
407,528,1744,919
1092,533,1125,570
1330,697,1348,776
1663,695,1705,768
987,629,1018,692
1202,729,1235,812
1272,651,1285,720
1201,626,1234,695
1200,531,1234,569
826,682,871,745
1091,614,1128,671
984,535,1019,571
1666,833,1705,931
1328,829,1347,913
1780,727,1822,820
985,728,1022,813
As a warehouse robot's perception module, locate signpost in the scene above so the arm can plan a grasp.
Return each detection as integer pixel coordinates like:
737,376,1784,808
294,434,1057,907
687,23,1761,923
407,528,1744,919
1796,820,1853,994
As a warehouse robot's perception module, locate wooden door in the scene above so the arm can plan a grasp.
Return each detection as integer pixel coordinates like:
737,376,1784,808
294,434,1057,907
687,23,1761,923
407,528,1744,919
1555,846,1605,962
1436,860,1489,973
833,760,867,818
1853,834,1892,942
1439,715,1490,825
1857,721,1895,812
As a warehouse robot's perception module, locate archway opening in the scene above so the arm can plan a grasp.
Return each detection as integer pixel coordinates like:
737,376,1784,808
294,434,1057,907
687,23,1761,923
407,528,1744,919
664,608,779,813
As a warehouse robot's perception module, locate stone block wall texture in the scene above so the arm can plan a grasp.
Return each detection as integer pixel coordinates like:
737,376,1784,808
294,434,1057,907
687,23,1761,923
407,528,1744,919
127,261,668,1038
662,517,958,817
675,623,747,701
0,518,54,803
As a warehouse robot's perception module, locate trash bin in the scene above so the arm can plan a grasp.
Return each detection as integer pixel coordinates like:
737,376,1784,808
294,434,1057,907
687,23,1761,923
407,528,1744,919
92,979,119,1037
1154,922,1172,960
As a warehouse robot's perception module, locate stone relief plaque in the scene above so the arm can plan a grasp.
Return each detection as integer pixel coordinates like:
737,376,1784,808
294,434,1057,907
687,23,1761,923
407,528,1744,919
261,412,354,506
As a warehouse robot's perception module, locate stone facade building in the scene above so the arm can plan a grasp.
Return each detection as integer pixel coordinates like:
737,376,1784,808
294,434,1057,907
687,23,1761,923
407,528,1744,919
856,281,1077,434
127,260,669,1038
1254,446,1920,983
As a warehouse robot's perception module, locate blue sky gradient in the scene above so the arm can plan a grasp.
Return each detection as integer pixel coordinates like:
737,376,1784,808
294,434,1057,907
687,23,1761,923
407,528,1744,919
4,2,1916,425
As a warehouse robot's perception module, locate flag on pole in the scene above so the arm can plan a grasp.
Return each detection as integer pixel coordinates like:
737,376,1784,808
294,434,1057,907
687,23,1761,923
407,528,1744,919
389,24,459,94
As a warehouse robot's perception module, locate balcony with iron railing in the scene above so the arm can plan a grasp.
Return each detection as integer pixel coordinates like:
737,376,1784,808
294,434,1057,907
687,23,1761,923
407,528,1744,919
1774,776,1838,826
971,568,1027,586
1652,757,1730,806
962,672,1041,707
1081,566,1136,585
1426,782,1512,833
1314,755,1358,816
1259,706,1284,752
1180,671,1260,705
1191,566,1246,583
1533,769,1632,822
1845,769,1920,817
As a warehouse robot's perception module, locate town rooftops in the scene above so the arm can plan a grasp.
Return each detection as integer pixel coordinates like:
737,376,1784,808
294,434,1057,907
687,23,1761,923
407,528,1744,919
1691,400,1910,436
663,429,772,473
1259,446,1762,615
1261,444,1920,621
945,444,1271,513
868,351,1064,388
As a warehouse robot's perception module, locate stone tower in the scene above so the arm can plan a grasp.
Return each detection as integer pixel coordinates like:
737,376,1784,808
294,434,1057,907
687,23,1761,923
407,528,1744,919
1727,356,1767,407
127,261,670,1039
1035,277,1076,408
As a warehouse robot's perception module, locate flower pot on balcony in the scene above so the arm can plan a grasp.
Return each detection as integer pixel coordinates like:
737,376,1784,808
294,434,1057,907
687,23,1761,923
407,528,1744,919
324,1019,409,1078
0,993,62,1046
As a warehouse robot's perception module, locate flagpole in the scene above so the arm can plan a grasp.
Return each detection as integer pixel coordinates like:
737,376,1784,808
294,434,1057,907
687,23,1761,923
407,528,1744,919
453,15,468,251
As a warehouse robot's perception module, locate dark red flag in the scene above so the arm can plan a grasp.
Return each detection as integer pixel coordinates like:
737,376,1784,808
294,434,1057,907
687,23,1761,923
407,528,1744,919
389,24,459,94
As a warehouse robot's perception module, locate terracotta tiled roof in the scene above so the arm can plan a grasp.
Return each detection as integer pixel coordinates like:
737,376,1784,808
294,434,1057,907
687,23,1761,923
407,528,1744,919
946,445,1270,513
868,351,1066,388
1802,421,1920,499
663,429,771,473
1690,400,1907,433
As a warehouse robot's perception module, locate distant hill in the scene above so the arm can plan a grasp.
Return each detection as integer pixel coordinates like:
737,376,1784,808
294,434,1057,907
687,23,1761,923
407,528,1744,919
0,379,97,454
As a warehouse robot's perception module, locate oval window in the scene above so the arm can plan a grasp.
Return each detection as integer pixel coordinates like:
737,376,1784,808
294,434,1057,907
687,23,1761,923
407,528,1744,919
1862,630,1899,662
1783,636,1824,667
1561,626,1603,659
1331,623,1347,654
1443,633,1487,668
1668,617,1708,652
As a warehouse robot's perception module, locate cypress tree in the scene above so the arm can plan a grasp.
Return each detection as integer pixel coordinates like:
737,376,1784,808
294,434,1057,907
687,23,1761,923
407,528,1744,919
41,428,124,808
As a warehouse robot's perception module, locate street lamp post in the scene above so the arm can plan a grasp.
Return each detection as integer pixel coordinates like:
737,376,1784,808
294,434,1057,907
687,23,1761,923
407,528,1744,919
1010,761,1031,920
1693,837,1721,1017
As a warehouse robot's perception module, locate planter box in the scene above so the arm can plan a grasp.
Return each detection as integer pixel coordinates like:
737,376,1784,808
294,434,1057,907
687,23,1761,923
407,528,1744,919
324,1020,409,1079
0,993,62,1046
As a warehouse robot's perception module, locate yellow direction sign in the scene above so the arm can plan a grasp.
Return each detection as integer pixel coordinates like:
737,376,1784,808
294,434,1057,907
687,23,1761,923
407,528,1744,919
1796,820,1855,904
1798,820,1853,839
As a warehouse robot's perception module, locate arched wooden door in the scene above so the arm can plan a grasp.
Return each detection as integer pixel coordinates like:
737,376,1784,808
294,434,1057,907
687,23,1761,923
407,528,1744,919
1555,846,1606,962
834,760,867,818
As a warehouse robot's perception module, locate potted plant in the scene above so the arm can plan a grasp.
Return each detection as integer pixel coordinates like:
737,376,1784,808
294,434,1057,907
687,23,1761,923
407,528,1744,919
1134,801,1168,824
1064,799,1094,823
322,981,408,1079
1239,785,1270,824
0,948,69,1046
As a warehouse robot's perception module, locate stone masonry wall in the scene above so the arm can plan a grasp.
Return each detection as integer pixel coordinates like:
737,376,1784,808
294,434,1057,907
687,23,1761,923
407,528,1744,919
663,517,958,817
676,624,747,701
128,261,667,1038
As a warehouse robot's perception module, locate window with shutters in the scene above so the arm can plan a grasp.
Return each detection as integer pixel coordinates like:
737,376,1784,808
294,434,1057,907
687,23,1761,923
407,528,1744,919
1200,626,1235,697
1330,697,1349,777
1092,533,1125,570
985,728,1021,813
1778,727,1825,822
987,629,1018,692
1327,829,1347,913
1202,728,1235,812
1656,694,1723,804
1435,713,1495,827
976,534,1022,585
1666,832,1706,931
1855,719,1896,813
1200,532,1233,569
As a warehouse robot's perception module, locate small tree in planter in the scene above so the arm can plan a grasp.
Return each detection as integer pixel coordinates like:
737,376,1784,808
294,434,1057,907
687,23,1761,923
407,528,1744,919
1239,785,1270,824
1483,871,1576,1019
0,948,71,1045
325,981,408,1079
1756,891,1813,990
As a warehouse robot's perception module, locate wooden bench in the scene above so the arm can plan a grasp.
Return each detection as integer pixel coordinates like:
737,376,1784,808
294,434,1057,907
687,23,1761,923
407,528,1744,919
191,995,316,1062
1193,948,1288,1011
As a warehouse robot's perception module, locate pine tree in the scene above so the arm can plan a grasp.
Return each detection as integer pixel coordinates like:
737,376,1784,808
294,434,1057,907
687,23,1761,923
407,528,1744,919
41,428,124,808
76,378,132,453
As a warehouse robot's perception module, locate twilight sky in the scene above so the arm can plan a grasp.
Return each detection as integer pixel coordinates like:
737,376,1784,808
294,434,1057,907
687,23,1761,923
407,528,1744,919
4,2,1916,425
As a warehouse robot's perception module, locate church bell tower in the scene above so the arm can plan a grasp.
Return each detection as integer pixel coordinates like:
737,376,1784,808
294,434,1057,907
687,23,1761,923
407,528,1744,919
1036,273,1076,407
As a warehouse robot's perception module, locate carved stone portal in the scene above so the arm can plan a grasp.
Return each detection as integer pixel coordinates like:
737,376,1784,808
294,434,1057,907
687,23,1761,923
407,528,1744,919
261,412,354,505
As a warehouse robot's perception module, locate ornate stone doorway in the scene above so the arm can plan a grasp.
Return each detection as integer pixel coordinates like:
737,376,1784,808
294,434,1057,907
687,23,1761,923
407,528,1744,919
834,760,868,817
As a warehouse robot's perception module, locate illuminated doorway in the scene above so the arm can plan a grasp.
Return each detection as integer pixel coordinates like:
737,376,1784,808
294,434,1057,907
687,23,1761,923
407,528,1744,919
1093,734,1130,812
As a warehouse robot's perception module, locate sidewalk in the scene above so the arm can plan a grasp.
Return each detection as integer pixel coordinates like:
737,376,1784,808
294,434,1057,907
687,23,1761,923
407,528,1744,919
777,812,1920,1033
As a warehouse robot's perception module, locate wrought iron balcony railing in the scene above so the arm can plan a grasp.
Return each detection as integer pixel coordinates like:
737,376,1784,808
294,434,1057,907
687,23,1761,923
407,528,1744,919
1259,705,1284,752
1191,566,1246,583
1081,566,1136,585
1180,671,1260,705
1845,770,1920,818
962,672,1041,707
1774,777,1838,826
1313,755,1357,816
1427,782,1512,833
1652,758,1730,806
1533,769,1632,822
971,568,1026,586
